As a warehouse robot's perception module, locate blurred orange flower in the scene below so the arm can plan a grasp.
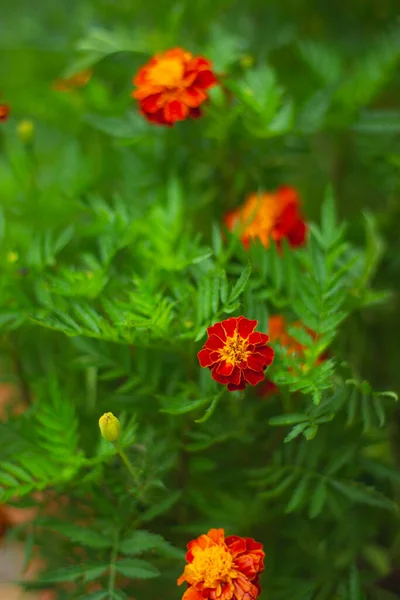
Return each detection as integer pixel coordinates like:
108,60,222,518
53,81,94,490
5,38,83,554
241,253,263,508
132,47,217,126
259,315,327,397
224,186,307,250
0,102,10,122
52,69,92,92
178,528,264,600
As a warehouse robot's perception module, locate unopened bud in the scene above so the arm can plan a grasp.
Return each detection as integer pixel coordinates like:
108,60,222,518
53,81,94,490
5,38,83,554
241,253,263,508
99,412,120,442
17,120,34,144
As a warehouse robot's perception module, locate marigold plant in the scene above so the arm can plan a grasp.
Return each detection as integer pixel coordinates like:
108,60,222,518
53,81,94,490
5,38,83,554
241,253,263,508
0,2,399,600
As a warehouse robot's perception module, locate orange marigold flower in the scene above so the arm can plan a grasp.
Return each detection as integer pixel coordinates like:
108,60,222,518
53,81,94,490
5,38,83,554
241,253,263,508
224,186,307,250
258,315,327,398
132,47,218,126
52,69,92,92
198,316,274,391
178,528,265,600
0,103,10,122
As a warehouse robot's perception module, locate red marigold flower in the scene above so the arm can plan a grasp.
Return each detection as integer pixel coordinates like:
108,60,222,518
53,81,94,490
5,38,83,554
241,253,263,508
0,103,10,122
132,47,218,126
177,528,265,600
198,316,274,391
52,69,92,92
224,186,307,250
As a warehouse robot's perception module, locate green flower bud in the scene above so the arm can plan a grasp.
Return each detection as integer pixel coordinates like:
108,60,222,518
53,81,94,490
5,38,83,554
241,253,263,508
99,412,120,442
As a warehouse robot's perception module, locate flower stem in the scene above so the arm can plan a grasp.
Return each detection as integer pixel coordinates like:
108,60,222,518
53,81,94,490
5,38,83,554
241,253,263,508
115,445,137,484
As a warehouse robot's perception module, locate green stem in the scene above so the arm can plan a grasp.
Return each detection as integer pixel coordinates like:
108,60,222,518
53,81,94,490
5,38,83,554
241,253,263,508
108,530,119,599
115,445,138,484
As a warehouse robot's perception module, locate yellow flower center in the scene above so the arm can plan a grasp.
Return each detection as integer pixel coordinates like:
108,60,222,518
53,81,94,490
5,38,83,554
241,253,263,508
219,332,249,366
191,545,235,589
149,58,184,87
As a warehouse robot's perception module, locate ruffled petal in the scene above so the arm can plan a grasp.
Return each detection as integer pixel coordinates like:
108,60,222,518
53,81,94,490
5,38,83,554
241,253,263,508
237,317,258,340
222,317,238,339
246,354,266,372
225,535,247,556
253,345,275,366
207,322,227,342
243,368,265,386
197,348,218,368
204,334,225,351
194,70,218,89
215,361,235,376
141,93,164,113
248,331,269,346
181,87,207,107
163,99,189,123
182,586,204,600
207,528,225,544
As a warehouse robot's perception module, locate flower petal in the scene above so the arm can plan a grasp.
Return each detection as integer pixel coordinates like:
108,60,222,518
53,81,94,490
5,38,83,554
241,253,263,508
246,354,267,372
204,334,225,351
237,317,258,340
215,361,235,376
194,70,218,89
243,368,265,386
141,93,163,113
181,87,207,108
197,348,218,368
222,317,238,339
248,331,269,345
182,587,204,600
207,528,225,544
225,536,247,557
207,321,227,342
254,345,275,366
163,99,189,123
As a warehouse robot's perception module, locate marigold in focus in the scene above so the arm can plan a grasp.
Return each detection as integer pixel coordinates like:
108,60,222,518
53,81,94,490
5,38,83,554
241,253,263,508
178,528,265,600
132,47,218,126
224,186,307,250
52,69,92,92
198,316,274,391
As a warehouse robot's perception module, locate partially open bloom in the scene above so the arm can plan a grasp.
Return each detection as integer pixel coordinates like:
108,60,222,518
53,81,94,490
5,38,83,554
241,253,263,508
52,69,92,92
132,47,217,126
198,316,274,391
178,528,265,600
259,315,327,397
224,186,307,250
0,103,10,122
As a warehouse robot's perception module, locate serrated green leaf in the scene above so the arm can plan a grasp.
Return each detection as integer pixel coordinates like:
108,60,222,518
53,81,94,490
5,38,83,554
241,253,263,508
229,263,251,302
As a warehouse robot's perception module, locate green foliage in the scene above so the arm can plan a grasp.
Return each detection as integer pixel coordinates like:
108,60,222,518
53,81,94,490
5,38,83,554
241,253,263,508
1,1,400,599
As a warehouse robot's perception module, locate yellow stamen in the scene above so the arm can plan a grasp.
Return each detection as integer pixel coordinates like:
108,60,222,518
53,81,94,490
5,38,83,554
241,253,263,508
219,332,249,366
190,545,234,589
